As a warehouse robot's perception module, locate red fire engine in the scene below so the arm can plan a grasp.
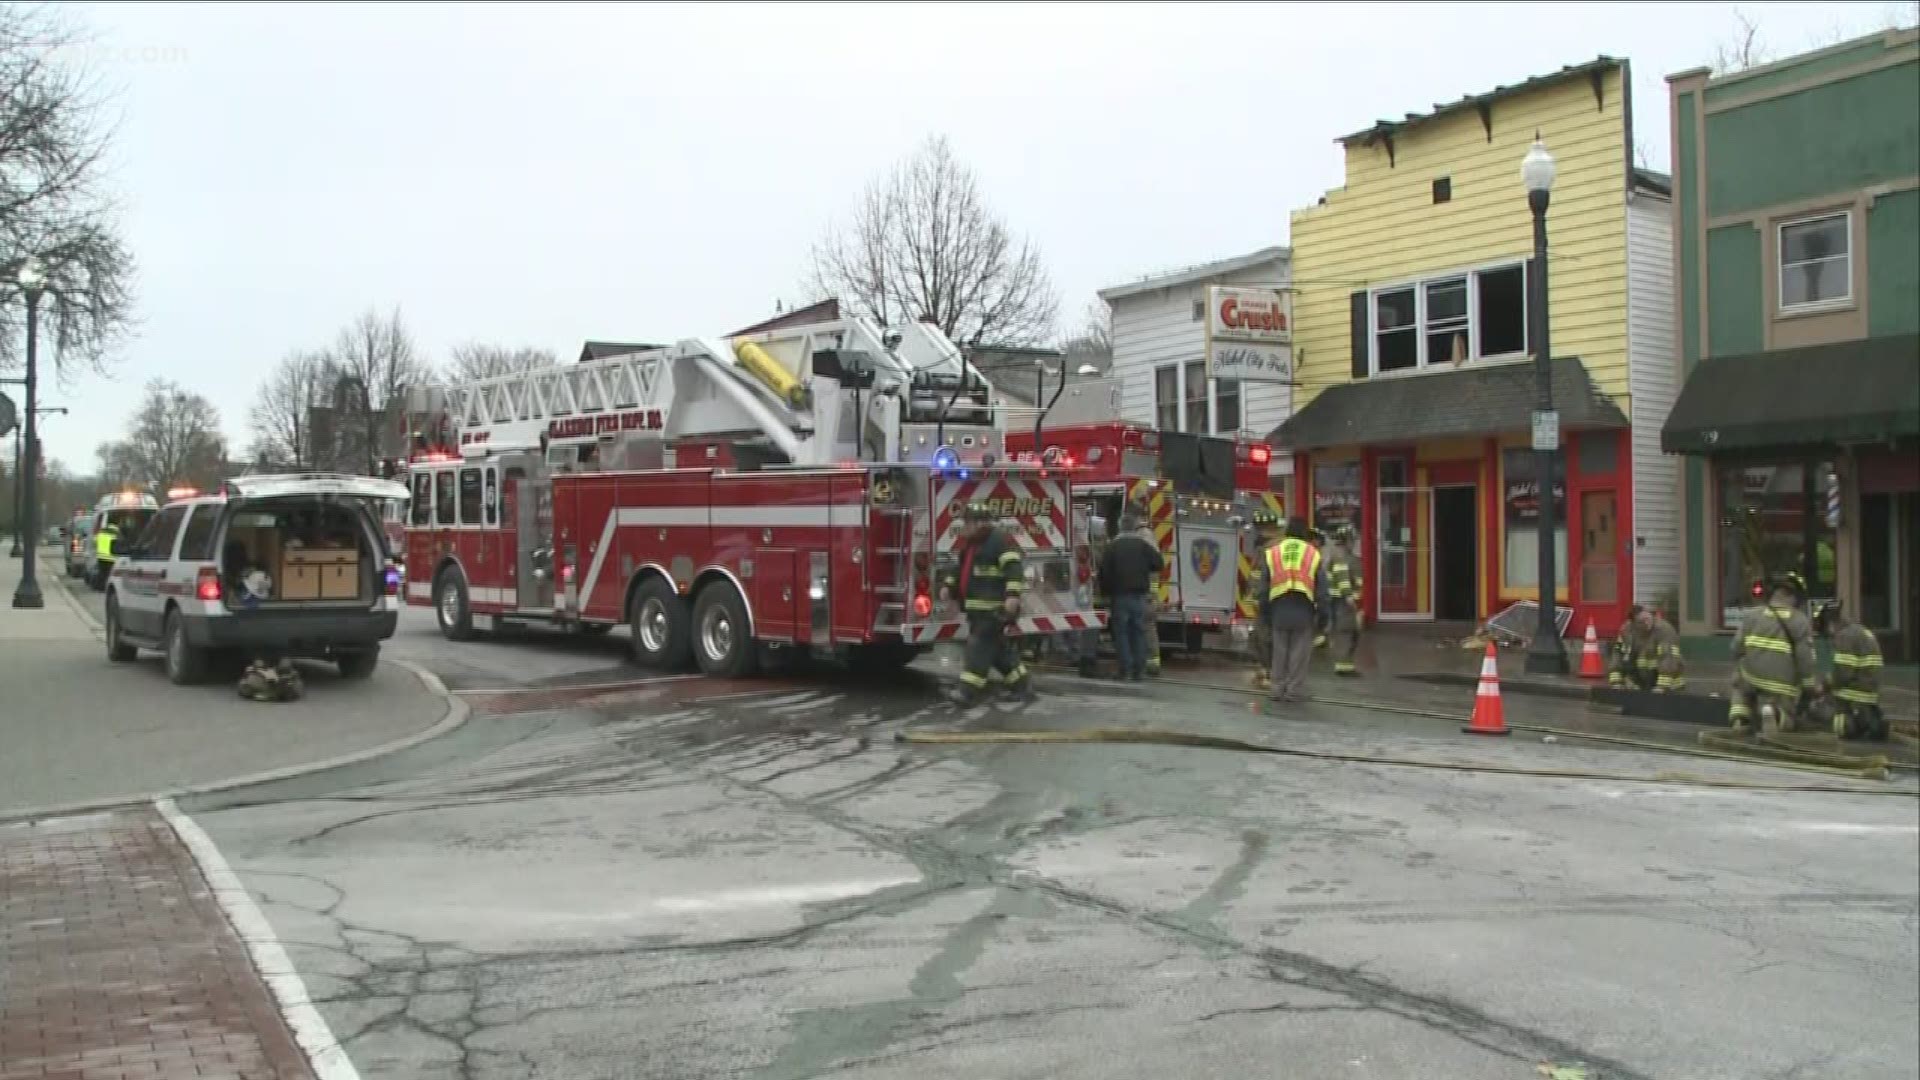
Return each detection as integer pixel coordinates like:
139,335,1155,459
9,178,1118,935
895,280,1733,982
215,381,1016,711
1004,419,1283,652
401,316,1105,676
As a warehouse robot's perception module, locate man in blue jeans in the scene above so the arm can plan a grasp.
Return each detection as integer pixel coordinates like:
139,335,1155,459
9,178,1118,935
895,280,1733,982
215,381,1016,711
1099,513,1164,681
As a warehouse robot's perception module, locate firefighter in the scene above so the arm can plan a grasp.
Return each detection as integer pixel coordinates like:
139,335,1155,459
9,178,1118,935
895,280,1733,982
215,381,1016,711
1135,514,1165,678
1310,527,1330,648
1814,600,1887,740
1324,525,1364,677
1245,510,1284,689
939,501,1033,706
91,519,120,589
238,656,305,703
1251,516,1329,707
1726,572,1818,734
1608,604,1686,692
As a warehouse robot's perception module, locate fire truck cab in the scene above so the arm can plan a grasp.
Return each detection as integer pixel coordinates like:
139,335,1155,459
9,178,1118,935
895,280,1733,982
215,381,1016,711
1003,421,1282,654
403,316,1103,677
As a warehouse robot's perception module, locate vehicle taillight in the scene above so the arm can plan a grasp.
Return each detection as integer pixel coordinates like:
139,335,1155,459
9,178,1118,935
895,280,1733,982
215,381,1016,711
1249,445,1271,466
913,593,933,618
195,567,222,603
383,563,402,596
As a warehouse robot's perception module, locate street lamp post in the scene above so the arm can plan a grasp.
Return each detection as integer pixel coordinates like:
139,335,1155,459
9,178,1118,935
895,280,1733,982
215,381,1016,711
1521,135,1567,674
8,423,20,557
11,256,47,609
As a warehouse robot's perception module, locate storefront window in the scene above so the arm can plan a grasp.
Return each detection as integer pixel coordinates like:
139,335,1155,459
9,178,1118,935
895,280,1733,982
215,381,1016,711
1501,448,1567,592
1715,460,1837,626
1312,461,1361,536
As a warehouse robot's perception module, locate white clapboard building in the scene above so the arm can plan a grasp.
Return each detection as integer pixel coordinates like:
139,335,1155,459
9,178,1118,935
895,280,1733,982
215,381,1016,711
1097,245,1294,491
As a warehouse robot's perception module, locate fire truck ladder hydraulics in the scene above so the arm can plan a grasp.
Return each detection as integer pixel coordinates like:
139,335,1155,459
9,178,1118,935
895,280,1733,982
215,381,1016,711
411,317,1000,469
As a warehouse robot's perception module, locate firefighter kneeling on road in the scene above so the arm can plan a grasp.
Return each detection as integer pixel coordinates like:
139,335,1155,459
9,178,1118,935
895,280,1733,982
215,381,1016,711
1726,572,1818,735
1608,604,1685,692
1813,600,1887,740
1324,526,1364,677
940,502,1034,706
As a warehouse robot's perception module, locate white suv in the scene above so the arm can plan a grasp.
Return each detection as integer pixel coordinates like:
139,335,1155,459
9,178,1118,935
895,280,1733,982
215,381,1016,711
103,474,410,685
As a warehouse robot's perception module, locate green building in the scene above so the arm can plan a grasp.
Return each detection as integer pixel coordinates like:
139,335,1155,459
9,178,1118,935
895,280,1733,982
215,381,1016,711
1662,28,1920,660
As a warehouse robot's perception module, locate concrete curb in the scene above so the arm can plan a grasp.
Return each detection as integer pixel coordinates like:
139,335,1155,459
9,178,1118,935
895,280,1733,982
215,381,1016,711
46,552,107,638
1399,670,1596,703
0,656,472,828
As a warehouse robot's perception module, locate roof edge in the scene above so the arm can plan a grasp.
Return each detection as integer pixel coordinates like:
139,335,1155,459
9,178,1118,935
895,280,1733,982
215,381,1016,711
1099,245,1291,302
1338,56,1625,147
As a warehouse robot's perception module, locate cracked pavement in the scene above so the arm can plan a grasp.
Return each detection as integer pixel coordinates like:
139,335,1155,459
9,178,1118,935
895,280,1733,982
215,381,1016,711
174,609,1920,1079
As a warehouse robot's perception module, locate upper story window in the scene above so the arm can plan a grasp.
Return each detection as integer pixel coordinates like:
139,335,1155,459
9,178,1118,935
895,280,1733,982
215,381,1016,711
1778,211,1851,311
1369,261,1527,376
1153,362,1241,435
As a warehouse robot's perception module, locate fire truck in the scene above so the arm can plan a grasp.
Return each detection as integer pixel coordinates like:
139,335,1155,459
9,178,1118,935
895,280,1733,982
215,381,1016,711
1003,420,1284,653
401,316,1104,677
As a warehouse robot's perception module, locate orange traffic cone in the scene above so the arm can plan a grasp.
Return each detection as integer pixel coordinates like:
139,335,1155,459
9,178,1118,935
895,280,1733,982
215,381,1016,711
1578,620,1605,680
1463,641,1510,737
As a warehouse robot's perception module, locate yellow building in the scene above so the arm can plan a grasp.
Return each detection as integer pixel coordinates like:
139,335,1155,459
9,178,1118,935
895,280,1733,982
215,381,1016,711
1272,58,1676,639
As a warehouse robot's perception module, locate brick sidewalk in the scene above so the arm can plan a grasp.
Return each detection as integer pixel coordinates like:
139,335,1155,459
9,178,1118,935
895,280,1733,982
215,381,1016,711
0,809,316,1080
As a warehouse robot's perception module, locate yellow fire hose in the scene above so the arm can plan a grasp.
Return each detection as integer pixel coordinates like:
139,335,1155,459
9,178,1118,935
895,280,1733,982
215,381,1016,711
915,664,1920,796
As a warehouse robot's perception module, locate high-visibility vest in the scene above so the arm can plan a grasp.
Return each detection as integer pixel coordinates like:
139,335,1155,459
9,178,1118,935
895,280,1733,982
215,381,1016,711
1263,538,1322,602
95,527,117,560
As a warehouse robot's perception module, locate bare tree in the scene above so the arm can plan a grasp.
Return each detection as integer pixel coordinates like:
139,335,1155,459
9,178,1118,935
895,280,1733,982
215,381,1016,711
95,379,226,490
443,342,557,382
1712,10,1770,74
809,135,1058,347
0,5,136,383
247,350,329,470
1057,298,1112,373
323,307,425,474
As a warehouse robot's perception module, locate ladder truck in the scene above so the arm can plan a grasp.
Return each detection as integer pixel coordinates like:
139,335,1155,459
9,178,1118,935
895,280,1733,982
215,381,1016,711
400,315,1104,677
1004,412,1283,655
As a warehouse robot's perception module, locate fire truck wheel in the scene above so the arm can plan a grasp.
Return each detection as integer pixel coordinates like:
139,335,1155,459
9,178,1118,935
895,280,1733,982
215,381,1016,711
692,583,758,678
628,577,692,670
435,569,476,641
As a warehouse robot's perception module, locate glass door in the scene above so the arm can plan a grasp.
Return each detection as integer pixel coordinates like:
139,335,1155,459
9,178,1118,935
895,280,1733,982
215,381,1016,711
1376,455,1430,620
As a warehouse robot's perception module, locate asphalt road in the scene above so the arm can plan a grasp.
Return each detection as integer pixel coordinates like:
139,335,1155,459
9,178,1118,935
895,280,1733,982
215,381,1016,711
157,600,1920,1080
0,561,443,817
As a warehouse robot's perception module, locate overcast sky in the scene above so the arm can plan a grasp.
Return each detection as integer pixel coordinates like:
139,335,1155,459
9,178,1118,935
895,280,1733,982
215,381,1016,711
30,0,1914,472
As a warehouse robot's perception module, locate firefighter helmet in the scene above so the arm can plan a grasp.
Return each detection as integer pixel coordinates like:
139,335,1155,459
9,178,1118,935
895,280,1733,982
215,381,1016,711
962,501,996,522
1772,570,1808,602
1250,509,1280,527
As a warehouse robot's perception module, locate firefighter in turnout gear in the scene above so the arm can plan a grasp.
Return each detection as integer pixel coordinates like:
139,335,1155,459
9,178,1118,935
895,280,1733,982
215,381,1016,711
1608,604,1686,692
1135,515,1165,678
1310,527,1330,648
1324,526,1364,677
1813,601,1887,740
1246,510,1284,689
1727,572,1818,734
940,502,1033,705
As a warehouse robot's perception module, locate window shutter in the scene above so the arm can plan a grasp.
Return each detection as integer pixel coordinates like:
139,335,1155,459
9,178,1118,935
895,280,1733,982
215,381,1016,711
1526,255,1543,358
1349,291,1369,380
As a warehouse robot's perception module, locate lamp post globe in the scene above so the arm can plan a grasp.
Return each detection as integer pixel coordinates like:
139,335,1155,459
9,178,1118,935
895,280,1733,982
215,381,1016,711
1520,133,1567,674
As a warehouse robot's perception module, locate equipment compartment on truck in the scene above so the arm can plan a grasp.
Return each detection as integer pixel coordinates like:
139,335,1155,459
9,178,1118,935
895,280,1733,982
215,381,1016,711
220,501,379,605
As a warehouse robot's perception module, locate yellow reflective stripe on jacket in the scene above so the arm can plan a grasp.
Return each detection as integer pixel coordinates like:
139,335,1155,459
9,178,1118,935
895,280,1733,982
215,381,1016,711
1833,652,1882,669
1326,558,1357,599
997,548,1024,594
1834,686,1879,705
1742,635,1793,653
1741,672,1801,697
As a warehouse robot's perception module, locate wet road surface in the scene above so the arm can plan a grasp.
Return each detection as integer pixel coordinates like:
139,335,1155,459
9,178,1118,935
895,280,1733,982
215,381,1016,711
176,612,1920,1079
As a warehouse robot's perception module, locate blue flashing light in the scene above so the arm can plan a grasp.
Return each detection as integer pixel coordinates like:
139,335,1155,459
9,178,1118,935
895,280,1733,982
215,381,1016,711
931,446,959,472
957,468,970,480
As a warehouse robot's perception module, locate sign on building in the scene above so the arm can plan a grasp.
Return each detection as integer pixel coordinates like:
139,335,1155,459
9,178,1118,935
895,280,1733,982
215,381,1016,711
1204,286,1293,384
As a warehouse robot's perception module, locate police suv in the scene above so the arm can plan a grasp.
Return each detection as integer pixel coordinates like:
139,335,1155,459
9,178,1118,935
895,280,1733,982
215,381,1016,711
104,474,409,685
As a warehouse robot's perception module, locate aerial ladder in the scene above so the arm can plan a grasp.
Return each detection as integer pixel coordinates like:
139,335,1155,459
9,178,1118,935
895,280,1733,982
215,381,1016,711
404,316,1008,469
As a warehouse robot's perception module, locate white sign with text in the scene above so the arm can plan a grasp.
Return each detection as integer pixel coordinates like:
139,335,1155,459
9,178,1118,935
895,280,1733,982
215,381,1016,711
1205,285,1294,384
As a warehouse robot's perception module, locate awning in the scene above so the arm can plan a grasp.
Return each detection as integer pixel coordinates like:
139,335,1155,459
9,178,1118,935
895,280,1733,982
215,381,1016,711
1268,356,1627,452
1661,334,1920,455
